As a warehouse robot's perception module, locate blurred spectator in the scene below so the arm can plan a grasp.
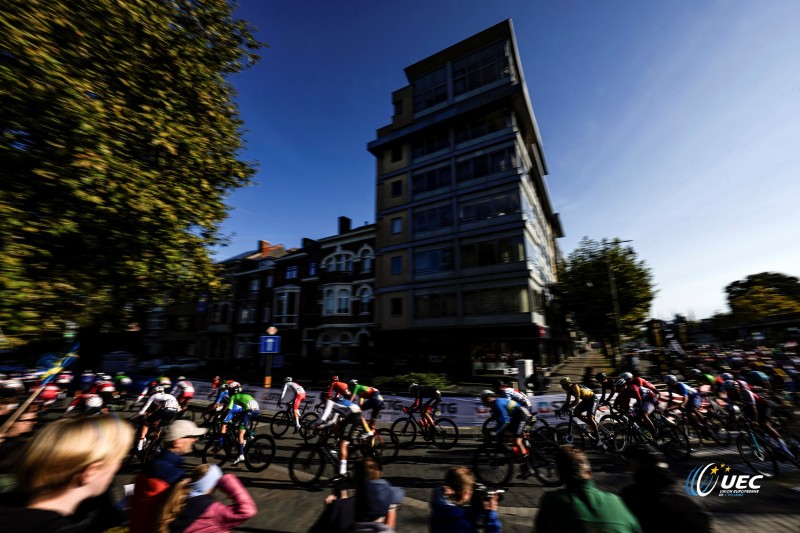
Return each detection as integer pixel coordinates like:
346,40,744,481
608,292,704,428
534,445,640,532
157,463,256,532
0,414,133,532
310,457,403,533
526,365,550,395
129,419,207,533
620,445,710,532
582,367,594,388
429,466,501,533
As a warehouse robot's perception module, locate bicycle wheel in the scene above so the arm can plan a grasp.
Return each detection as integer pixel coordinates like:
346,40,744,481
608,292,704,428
704,413,731,446
472,442,513,487
598,417,619,444
659,427,691,460
482,416,499,438
299,412,320,442
390,417,418,447
530,425,556,444
554,422,586,449
270,410,291,437
782,431,800,468
612,426,632,454
532,440,563,487
289,445,327,487
202,435,234,467
245,434,276,472
432,418,459,450
737,433,778,477
374,428,399,464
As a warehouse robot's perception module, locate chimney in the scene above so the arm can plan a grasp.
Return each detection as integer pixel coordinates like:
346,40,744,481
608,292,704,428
338,216,351,235
259,240,271,256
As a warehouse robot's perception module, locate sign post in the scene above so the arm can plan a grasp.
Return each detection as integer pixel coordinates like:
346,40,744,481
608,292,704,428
260,327,280,388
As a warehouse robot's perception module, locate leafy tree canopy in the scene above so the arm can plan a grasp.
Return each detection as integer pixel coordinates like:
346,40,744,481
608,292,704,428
725,272,800,321
0,0,264,340
557,237,655,346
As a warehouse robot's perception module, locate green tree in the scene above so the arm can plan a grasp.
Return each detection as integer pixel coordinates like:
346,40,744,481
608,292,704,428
728,285,800,322
558,238,655,352
725,272,800,312
0,0,264,340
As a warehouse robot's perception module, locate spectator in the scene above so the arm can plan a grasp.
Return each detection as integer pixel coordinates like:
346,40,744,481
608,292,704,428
534,445,640,532
526,365,549,395
582,367,595,388
430,466,501,533
310,457,403,533
129,419,207,533
157,463,256,532
619,445,711,533
0,414,133,532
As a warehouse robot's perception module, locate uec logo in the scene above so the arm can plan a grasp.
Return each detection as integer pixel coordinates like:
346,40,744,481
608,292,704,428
685,463,763,497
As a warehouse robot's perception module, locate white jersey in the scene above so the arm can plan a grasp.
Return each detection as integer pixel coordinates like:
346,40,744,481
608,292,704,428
280,382,305,402
170,380,195,396
138,392,180,415
500,387,533,410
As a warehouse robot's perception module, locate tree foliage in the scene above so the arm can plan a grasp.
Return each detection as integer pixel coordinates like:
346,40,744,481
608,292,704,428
725,272,800,321
557,238,655,346
0,0,264,339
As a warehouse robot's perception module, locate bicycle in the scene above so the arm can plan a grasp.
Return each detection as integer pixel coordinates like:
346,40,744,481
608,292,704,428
288,427,350,487
271,398,314,437
123,415,171,470
736,416,800,478
481,410,551,441
390,405,459,449
553,408,611,453
611,411,690,461
472,430,562,488
201,418,276,472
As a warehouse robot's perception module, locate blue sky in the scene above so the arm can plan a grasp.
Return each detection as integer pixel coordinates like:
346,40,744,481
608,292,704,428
217,1,800,321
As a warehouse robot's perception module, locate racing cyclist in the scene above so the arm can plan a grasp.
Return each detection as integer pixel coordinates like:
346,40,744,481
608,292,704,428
481,389,534,479
170,376,195,414
278,377,306,432
134,385,181,450
220,385,260,465
722,380,795,458
557,377,603,447
493,379,533,411
349,379,385,430
663,374,707,435
312,390,371,478
614,377,659,444
409,382,442,434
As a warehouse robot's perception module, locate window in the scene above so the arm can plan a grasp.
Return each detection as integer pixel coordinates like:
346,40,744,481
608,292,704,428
390,297,403,316
359,249,374,273
249,279,259,295
323,253,354,273
455,111,513,145
463,286,530,315
355,286,372,315
239,305,257,323
274,289,299,324
391,145,402,162
460,235,524,268
411,128,449,160
413,66,447,113
414,292,456,318
452,41,510,96
391,217,403,235
308,262,317,276
456,145,517,182
459,192,520,223
286,265,298,279
262,306,271,322
337,289,350,314
265,275,273,288
411,164,451,196
413,247,454,276
390,256,403,275
324,289,335,315
413,204,453,233
390,180,402,198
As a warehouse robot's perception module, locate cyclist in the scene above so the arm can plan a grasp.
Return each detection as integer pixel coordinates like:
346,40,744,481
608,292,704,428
278,377,306,432
312,390,370,479
78,369,96,393
595,372,618,407
349,378,385,430
614,376,659,444
113,371,133,401
493,379,533,411
663,374,706,433
327,375,351,400
220,385,260,465
133,385,181,451
208,375,222,399
63,391,104,416
136,375,172,404
480,389,534,479
722,380,795,458
556,377,603,447
170,376,195,413
409,382,442,434
90,374,117,408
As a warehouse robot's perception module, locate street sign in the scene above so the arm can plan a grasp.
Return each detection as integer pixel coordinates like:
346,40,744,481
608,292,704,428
259,335,281,354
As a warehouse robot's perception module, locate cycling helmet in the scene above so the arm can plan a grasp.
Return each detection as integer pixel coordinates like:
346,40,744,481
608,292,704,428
690,368,702,376
409,383,419,392
722,380,738,391
100,374,111,381
331,375,339,382
231,385,242,394
116,371,125,376
480,389,497,403
177,376,186,381
220,383,230,391
284,377,293,383
664,374,678,385
493,379,506,390
595,372,607,382
614,378,627,387
348,379,358,387
226,380,241,388
155,386,165,393
620,372,633,382
559,377,571,387
720,372,733,381
158,376,172,386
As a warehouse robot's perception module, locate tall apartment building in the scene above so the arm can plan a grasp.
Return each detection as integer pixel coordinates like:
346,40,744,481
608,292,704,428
368,20,566,376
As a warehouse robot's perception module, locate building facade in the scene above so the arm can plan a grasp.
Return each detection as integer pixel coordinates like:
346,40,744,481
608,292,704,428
367,20,566,377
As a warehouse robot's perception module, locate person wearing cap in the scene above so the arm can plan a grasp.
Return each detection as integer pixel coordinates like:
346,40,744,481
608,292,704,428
534,445,640,532
157,463,256,532
620,445,711,532
128,419,208,533
429,466,501,533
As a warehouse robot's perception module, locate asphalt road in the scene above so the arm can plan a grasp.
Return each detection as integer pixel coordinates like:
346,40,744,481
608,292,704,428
111,419,800,533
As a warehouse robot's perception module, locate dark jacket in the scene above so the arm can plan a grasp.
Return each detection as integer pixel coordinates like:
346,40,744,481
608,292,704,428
429,486,501,533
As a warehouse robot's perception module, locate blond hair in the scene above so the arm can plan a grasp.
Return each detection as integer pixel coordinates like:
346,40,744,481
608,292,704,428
155,463,211,533
16,414,133,494
444,466,475,503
